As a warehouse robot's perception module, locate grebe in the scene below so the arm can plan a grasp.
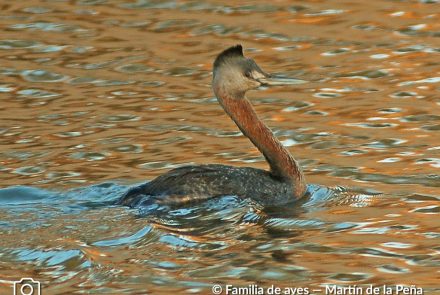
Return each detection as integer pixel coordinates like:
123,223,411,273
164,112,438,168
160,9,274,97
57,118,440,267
117,45,306,207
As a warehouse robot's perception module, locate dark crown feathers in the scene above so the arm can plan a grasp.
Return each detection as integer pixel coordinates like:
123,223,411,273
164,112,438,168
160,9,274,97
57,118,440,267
213,45,244,69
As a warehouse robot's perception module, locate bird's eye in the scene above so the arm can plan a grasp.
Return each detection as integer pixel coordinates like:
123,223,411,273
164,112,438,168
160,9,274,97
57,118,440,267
244,71,252,78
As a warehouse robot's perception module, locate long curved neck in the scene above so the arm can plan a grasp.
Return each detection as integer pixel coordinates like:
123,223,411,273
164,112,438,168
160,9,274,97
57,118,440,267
214,86,306,198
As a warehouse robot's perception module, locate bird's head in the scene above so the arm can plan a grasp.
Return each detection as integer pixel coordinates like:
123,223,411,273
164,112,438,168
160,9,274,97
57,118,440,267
213,45,267,98
212,45,293,99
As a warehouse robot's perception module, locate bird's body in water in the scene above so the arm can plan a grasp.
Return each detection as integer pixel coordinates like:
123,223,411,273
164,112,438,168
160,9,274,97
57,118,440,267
117,45,306,207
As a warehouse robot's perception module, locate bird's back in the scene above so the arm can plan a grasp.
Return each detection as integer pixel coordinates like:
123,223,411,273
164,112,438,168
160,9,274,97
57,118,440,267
116,164,297,207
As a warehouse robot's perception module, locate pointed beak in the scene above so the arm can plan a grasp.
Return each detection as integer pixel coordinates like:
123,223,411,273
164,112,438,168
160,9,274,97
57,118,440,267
257,74,307,86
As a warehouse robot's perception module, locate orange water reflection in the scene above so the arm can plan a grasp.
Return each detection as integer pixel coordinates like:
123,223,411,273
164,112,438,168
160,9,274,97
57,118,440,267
0,0,439,293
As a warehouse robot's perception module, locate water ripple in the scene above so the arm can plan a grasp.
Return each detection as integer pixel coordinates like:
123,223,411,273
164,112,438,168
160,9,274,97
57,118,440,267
17,88,62,99
21,69,68,83
0,39,40,49
9,22,84,32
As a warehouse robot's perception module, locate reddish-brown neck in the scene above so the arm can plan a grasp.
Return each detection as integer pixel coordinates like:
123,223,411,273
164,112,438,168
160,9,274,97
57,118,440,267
214,87,306,198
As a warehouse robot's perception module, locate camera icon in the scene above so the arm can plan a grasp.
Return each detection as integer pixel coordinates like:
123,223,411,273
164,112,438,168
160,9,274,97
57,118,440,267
13,278,41,295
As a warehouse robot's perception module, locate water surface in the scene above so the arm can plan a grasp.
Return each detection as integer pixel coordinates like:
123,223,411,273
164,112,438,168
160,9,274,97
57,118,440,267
0,0,439,294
